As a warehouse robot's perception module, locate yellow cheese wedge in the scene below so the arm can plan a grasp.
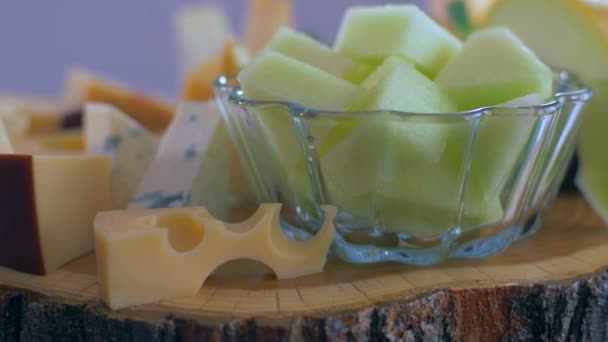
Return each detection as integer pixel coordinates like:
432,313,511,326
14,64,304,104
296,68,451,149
95,204,337,309
244,0,293,55
0,118,13,154
64,68,176,132
181,58,224,101
0,103,30,139
175,3,230,79
0,120,113,275
0,95,66,135
222,37,251,75
12,130,84,154
181,37,251,101
590,3,608,36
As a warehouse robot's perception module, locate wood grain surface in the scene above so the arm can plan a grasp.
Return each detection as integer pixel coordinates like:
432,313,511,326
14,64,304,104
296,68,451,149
1,194,607,341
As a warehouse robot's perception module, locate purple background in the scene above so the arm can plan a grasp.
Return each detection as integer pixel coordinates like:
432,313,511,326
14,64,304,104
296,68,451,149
0,0,422,98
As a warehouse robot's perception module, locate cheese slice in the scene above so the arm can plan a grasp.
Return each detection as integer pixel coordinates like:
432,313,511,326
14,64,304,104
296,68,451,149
0,103,30,139
0,118,14,153
175,3,230,79
0,120,113,275
0,96,66,135
84,103,159,209
95,203,336,309
13,130,84,155
64,68,176,132
129,101,254,220
244,0,293,54
181,37,251,101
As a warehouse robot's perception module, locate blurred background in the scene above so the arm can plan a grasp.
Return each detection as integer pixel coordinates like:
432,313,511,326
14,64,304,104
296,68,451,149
0,0,423,98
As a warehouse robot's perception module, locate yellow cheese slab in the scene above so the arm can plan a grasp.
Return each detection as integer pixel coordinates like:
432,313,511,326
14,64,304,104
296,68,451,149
0,119,112,275
0,103,30,139
181,37,251,101
34,155,113,272
175,3,230,79
95,204,337,310
0,113,14,153
64,68,176,132
13,130,84,154
244,0,293,55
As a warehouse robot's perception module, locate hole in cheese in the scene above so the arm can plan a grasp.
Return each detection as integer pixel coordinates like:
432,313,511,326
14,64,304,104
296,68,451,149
156,213,205,252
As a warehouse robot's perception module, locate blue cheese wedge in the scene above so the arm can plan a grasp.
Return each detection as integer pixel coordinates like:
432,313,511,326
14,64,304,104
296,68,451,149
129,100,253,220
84,103,159,209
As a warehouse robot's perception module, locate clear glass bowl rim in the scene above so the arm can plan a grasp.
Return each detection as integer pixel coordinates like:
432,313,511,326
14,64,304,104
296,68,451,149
213,69,593,120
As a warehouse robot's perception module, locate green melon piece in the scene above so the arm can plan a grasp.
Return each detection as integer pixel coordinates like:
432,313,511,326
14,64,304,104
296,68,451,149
238,51,365,213
238,51,364,111
483,0,608,223
577,80,608,222
357,56,456,164
263,26,373,83
299,57,457,205
334,5,462,78
484,0,608,83
435,27,553,111
358,56,456,113
368,94,543,235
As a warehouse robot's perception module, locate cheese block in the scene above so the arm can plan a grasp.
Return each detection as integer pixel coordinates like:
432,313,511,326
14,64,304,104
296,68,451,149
244,0,293,54
222,37,251,75
0,103,30,139
0,120,113,275
181,37,251,101
129,101,254,221
95,203,336,309
84,103,159,209
64,68,176,132
0,95,67,134
0,118,13,153
13,130,84,154
175,3,230,79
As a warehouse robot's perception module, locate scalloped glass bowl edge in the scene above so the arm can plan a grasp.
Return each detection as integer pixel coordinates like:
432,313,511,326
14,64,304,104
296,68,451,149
213,70,593,265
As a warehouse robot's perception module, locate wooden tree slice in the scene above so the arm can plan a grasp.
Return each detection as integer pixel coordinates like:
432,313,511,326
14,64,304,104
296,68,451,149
1,195,607,341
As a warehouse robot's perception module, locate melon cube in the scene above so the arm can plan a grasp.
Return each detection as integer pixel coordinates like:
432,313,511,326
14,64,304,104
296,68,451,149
359,56,456,113
308,57,457,200
238,51,364,111
237,50,365,202
356,56,456,170
435,27,553,110
334,5,462,78
264,26,373,83
464,94,543,205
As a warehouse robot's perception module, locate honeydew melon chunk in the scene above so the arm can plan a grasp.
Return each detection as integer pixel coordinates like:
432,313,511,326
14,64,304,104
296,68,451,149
464,94,544,203
264,26,373,83
376,192,504,236
334,5,462,78
483,0,608,222
356,56,456,164
483,0,608,83
435,27,553,111
238,51,364,111
359,57,456,113
577,81,608,222
238,51,365,213
367,94,543,235
313,56,457,199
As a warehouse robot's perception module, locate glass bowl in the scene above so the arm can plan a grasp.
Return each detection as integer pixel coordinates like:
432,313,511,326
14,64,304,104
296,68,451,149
213,71,592,265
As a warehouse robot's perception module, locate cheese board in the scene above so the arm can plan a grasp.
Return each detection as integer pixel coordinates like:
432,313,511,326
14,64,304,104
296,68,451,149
1,195,607,340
